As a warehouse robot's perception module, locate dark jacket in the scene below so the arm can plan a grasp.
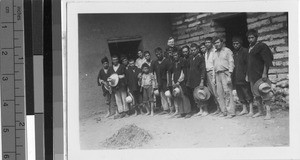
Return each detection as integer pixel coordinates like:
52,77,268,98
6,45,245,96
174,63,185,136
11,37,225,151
232,47,249,86
186,54,206,88
125,66,141,92
107,64,126,90
247,42,273,83
97,68,110,96
152,58,172,92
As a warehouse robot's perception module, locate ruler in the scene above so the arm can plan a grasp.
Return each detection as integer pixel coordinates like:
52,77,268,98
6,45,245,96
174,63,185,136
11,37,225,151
0,0,27,159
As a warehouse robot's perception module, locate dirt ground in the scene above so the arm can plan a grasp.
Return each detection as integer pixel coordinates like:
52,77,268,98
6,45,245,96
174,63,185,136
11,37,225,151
80,107,289,150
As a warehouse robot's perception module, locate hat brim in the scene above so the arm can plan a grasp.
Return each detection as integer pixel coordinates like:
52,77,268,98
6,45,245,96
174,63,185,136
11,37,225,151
193,86,211,101
253,78,272,97
108,73,119,87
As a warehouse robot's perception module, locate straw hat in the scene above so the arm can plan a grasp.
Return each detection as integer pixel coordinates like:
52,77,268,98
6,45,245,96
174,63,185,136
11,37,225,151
261,90,275,101
193,86,211,101
172,86,181,97
107,73,119,87
125,92,134,104
253,78,272,97
153,89,160,96
164,90,172,98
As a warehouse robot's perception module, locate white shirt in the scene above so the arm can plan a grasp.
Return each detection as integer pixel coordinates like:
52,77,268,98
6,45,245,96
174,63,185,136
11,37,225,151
113,64,120,72
135,57,147,69
205,47,216,72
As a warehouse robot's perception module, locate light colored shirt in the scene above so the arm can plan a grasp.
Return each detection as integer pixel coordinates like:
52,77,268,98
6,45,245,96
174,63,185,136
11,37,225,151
213,47,235,73
135,57,147,69
205,47,216,72
113,64,120,72
141,73,155,88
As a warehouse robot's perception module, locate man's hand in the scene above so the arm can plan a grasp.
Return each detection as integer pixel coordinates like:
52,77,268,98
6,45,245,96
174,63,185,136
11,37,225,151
138,73,142,79
227,76,232,84
199,81,204,89
262,73,268,82
245,75,248,82
212,78,216,85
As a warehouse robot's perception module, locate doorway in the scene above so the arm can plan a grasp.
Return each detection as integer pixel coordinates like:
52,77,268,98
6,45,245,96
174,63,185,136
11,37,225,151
214,13,249,50
107,37,142,61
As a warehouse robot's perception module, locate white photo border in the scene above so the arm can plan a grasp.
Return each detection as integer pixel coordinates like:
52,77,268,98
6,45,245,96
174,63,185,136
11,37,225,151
62,0,300,160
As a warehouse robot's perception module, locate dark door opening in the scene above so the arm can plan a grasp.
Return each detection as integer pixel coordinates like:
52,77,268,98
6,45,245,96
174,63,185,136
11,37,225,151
108,39,142,61
215,13,249,50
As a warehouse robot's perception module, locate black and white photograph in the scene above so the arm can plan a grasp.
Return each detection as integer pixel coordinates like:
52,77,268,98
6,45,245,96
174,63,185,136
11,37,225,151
63,1,299,160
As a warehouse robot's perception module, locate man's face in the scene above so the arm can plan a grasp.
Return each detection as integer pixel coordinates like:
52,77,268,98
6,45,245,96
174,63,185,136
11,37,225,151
173,52,179,61
129,61,135,67
248,35,257,46
122,58,128,66
214,39,223,50
112,57,119,66
103,62,109,69
205,40,213,50
145,53,151,61
200,45,207,54
167,38,175,47
155,51,163,60
138,51,143,58
182,48,189,58
233,41,241,51
190,47,198,57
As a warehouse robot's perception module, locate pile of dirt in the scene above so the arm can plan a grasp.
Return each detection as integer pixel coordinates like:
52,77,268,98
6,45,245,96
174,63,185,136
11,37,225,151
102,124,152,149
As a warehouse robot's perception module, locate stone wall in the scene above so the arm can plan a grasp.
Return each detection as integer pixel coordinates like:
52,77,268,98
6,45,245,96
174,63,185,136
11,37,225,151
171,12,288,83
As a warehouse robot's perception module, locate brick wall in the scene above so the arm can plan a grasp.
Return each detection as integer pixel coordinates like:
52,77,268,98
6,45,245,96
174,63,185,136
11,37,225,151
171,12,288,83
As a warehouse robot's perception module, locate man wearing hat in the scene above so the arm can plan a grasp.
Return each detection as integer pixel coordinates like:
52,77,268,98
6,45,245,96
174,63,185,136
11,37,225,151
186,43,207,116
246,29,274,120
97,56,117,117
232,37,254,116
212,37,235,118
107,55,129,118
170,48,191,118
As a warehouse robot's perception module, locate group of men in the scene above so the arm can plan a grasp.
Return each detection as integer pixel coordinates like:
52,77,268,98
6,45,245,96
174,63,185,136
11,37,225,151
97,29,274,120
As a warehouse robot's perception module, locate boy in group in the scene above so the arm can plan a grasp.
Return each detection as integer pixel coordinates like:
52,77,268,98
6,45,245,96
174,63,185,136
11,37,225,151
204,37,220,115
170,48,191,118
135,49,146,69
231,37,254,116
186,43,206,116
125,58,143,116
212,37,235,118
144,51,153,67
97,56,117,118
140,63,156,116
108,55,129,118
246,29,274,120
152,47,173,115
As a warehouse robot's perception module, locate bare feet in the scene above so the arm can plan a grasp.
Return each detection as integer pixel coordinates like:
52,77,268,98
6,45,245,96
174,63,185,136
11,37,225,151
246,112,254,117
252,112,262,118
133,110,138,117
105,112,111,118
211,110,220,116
150,112,154,116
238,110,248,116
201,112,208,117
264,114,271,120
194,111,203,117
145,112,150,115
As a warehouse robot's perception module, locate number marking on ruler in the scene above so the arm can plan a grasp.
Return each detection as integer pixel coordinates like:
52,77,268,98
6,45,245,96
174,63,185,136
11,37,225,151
1,0,26,160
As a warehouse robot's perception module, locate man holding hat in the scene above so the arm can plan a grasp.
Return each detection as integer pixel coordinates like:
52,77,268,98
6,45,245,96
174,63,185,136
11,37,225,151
246,29,274,120
186,43,207,117
152,47,173,115
108,55,129,118
170,48,191,118
97,56,117,117
212,37,235,118
232,36,254,116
